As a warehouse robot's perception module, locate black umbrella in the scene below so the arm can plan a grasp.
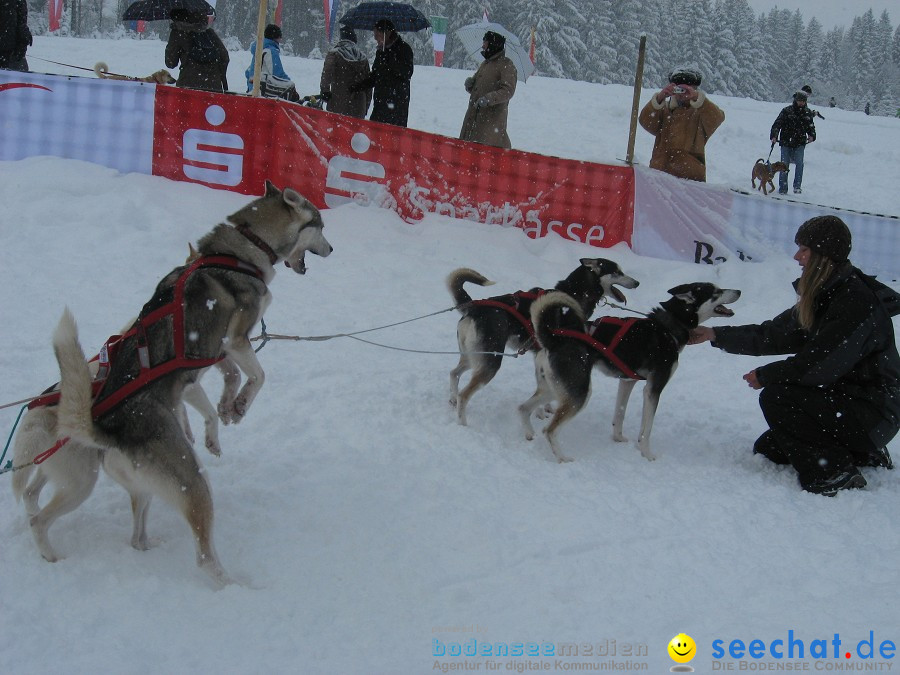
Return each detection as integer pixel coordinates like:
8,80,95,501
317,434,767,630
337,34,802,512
339,2,431,32
122,0,214,22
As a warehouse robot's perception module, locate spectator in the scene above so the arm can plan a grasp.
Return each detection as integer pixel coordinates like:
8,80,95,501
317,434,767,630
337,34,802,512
689,216,900,497
865,102,871,115
801,84,824,120
770,89,816,194
0,0,32,72
459,30,517,149
165,9,229,93
829,96,836,108
638,67,725,182
350,18,413,127
320,25,370,118
245,24,299,102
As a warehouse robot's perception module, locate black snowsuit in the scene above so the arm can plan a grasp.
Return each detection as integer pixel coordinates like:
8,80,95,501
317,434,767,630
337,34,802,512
711,263,900,488
0,0,31,71
355,35,413,127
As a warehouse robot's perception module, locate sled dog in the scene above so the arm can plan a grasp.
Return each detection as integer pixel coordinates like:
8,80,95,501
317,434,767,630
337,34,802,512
11,181,332,585
519,283,740,462
446,259,640,426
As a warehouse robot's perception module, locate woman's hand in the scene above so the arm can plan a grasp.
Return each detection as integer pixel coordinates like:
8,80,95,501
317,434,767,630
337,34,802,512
688,326,715,345
743,370,762,390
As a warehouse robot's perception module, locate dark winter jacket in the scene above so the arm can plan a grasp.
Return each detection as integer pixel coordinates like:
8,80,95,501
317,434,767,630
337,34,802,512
0,0,31,67
320,40,371,119
354,34,413,127
459,49,518,149
770,102,816,148
711,263,900,443
165,20,229,93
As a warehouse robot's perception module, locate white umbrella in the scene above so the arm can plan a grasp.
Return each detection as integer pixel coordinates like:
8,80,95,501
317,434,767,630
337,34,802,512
454,21,536,83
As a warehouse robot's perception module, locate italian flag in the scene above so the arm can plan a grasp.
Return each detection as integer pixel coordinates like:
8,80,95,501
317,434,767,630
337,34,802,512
431,16,448,67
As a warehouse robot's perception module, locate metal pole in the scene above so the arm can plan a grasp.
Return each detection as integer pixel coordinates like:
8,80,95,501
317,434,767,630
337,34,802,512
250,0,268,97
625,34,646,166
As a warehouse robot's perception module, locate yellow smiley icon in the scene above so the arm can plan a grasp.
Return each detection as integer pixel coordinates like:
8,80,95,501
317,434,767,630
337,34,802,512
668,633,696,663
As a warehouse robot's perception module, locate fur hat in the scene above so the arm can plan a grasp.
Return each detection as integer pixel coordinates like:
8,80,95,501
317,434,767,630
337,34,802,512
794,215,852,262
482,31,506,57
264,24,282,40
668,66,702,87
339,25,357,42
374,18,395,31
793,89,808,102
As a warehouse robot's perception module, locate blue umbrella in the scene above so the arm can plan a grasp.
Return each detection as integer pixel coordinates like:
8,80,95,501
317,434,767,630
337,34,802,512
339,2,431,32
122,0,214,22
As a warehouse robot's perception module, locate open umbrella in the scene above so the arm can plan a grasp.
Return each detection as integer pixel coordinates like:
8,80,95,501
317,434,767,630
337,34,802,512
122,0,214,22
455,21,536,83
339,2,431,32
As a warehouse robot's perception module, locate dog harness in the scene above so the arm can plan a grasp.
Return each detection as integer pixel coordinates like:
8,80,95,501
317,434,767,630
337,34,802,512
469,290,546,347
29,255,264,419
552,316,644,380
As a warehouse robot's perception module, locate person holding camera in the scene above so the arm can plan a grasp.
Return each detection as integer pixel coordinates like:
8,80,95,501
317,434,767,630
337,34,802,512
638,67,724,182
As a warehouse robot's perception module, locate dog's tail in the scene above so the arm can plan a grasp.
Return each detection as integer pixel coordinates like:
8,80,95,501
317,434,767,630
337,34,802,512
53,308,95,443
530,291,585,350
94,62,111,79
447,268,495,309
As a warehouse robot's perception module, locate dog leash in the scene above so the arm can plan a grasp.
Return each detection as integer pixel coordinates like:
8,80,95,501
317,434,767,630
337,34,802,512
766,141,775,163
251,309,523,358
29,56,97,74
598,298,650,317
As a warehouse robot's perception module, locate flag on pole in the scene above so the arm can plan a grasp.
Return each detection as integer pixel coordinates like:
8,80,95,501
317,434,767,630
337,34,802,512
430,16,448,67
529,26,536,64
126,20,146,33
324,0,341,42
275,0,283,26
48,0,64,32
482,7,489,22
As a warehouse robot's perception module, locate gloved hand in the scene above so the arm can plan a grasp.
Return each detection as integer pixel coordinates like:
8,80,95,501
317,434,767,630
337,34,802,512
475,96,490,109
770,137,777,145
807,134,815,143
464,76,475,92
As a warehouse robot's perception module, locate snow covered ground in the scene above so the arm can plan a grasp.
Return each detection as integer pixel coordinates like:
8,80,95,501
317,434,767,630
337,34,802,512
0,36,899,674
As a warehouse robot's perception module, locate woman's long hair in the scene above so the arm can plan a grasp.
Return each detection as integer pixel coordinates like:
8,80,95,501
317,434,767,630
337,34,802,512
794,249,837,330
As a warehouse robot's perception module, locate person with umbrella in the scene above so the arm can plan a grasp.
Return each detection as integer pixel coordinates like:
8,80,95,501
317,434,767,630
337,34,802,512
320,25,371,119
350,18,414,127
0,0,32,72
164,8,229,93
459,30,517,149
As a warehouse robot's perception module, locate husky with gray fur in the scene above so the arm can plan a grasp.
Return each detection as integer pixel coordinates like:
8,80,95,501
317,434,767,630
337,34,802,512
11,181,332,585
519,283,740,463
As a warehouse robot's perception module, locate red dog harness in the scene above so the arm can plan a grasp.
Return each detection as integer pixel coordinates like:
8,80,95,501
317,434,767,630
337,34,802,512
29,255,264,419
470,290,546,345
552,316,644,380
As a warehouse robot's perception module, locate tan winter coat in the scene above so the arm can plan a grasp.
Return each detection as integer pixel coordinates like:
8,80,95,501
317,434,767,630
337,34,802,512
320,40,371,119
638,90,725,181
459,49,517,149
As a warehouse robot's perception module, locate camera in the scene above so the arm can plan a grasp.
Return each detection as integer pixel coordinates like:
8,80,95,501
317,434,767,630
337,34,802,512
672,86,686,94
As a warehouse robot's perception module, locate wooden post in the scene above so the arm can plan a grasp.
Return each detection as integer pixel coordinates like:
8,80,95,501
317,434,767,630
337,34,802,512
250,0,268,97
625,34,646,166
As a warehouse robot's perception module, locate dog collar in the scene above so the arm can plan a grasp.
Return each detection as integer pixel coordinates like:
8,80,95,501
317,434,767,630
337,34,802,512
235,223,278,266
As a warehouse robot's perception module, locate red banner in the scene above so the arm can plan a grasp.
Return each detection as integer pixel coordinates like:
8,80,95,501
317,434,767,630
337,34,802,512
48,0,64,32
151,87,633,248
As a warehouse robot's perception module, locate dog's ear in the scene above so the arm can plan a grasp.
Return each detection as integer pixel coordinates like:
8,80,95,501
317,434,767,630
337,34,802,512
667,284,697,303
264,180,281,197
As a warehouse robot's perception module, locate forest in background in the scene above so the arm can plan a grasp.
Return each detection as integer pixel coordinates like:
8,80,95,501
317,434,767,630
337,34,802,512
23,0,900,115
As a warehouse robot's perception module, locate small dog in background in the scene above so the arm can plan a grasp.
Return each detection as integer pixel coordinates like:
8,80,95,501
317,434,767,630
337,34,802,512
751,159,790,195
94,61,176,85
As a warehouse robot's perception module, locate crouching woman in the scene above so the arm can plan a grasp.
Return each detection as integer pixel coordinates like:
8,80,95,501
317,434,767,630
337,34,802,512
690,215,900,495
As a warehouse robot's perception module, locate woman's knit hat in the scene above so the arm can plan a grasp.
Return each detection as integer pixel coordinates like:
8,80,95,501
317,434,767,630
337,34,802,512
794,215,852,262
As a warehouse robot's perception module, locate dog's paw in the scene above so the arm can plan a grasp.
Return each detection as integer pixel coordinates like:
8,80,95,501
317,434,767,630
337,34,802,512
612,432,629,443
228,396,249,424
206,437,222,457
638,445,656,461
555,453,574,464
448,396,457,408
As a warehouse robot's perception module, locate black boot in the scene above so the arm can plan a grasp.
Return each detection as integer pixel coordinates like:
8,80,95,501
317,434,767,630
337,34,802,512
804,467,867,497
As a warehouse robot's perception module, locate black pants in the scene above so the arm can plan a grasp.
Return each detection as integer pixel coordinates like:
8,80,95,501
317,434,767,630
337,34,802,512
755,384,886,488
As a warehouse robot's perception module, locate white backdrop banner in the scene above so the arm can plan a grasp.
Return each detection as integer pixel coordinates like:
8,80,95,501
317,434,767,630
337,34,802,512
0,70,155,175
632,166,900,281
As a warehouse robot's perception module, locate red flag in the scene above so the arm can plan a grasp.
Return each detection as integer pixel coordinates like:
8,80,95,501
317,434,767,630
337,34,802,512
529,26,536,64
275,0,283,26
48,0,64,32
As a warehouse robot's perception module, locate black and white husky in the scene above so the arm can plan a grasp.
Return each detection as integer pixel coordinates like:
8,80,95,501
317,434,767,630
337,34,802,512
446,259,640,425
519,283,741,463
